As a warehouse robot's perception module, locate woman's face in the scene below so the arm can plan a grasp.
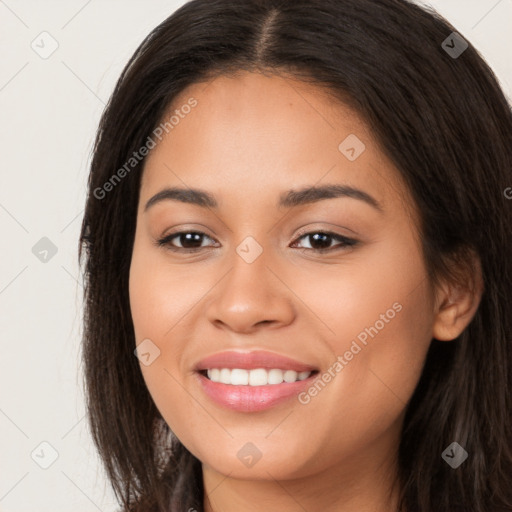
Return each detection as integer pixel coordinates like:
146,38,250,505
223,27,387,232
129,71,436,484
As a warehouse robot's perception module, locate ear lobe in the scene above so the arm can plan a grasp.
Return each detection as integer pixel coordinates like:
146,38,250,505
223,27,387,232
432,257,484,342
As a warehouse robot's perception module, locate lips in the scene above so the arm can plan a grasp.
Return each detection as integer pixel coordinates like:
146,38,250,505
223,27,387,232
193,350,319,412
194,350,318,373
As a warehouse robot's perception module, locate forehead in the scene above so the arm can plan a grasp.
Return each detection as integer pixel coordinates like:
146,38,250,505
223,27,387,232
141,71,414,218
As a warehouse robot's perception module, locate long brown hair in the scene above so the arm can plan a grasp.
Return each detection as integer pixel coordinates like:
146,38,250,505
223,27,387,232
79,1,512,510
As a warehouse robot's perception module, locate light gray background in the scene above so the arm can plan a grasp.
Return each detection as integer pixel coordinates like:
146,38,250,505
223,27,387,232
0,1,511,510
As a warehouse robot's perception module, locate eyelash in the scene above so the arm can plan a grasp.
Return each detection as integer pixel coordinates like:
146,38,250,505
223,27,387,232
155,229,358,254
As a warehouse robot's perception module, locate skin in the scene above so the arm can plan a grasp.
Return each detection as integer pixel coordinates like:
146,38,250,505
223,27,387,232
128,71,482,512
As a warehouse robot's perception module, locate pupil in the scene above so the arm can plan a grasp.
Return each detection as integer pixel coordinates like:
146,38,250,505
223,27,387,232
181,233,202,248
310,233,331,249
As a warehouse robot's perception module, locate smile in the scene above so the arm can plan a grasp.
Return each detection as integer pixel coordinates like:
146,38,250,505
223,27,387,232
194,350,320,412
203,368,312,385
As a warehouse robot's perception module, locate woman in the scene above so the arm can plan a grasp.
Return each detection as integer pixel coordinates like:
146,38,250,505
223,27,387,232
79,0,512,510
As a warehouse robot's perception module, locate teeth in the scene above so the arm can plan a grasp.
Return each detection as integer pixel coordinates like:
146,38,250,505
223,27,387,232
231,369,249,385
268,368,284,385
219,368,231,384
249,368,267,386
205,368,312,385
283,370,298,383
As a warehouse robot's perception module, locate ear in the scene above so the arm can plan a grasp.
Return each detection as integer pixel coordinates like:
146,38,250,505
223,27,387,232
432,253,484,342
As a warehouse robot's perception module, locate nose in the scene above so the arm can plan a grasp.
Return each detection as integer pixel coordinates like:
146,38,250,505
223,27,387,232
205,248,296,334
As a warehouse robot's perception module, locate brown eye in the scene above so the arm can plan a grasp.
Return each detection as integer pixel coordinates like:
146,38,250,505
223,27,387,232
156,231,216,252
291,231,358,253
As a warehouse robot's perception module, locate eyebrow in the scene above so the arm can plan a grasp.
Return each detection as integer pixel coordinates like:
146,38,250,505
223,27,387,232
144,184,383,212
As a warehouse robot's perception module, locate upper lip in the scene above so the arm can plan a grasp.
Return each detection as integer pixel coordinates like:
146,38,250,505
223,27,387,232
194,350,318,372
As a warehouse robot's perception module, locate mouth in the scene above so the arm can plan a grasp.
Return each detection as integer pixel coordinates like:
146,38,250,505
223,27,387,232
194,350,320,412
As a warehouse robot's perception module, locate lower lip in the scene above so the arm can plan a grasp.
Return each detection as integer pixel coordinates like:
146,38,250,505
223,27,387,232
195,371,318,412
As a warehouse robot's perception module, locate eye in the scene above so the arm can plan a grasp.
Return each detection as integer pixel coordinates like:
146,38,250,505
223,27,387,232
156,229,358,254
156,231,217,252
290,230,358,253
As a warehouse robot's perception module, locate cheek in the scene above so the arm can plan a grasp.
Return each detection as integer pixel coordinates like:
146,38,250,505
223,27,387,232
288,232,432,364
311,285,432,465
293,237,434,455
129,257,223,397
129,237,205,343
128,238,214,444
